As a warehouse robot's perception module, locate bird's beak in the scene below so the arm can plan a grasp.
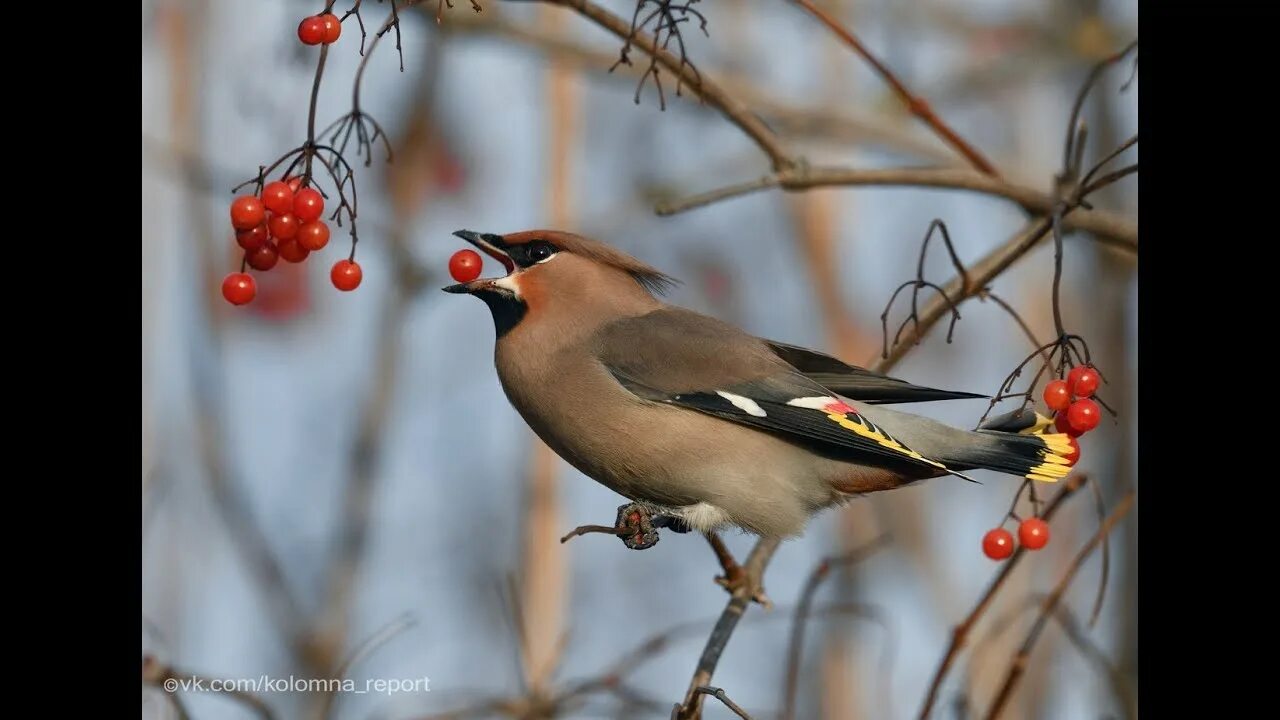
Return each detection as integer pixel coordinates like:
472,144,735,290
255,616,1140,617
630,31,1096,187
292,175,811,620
443,230,517,295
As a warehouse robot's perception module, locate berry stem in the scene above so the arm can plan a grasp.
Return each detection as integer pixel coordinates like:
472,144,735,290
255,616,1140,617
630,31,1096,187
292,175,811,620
305,43,331,179
1003,479,1032,523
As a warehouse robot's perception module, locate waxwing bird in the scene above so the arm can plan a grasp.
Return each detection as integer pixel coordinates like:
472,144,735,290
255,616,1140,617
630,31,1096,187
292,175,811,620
444,229,1076,540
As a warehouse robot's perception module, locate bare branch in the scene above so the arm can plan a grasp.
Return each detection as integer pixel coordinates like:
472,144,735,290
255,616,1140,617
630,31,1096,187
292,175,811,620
657,165,1136,247
673,538,780,719
685,686,753,720
916,474,1090,720
142,656,276,720
790,0,999,176
782,535,891,720
439,11,962,164
541,0,794,169
983,490,1135,719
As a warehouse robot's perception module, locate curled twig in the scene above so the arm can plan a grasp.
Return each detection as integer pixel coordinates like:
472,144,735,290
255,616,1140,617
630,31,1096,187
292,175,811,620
881,220,968,358
611,0,709,110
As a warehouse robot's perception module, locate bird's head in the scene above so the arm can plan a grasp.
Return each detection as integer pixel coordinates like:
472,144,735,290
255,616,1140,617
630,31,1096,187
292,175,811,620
443,229,678,337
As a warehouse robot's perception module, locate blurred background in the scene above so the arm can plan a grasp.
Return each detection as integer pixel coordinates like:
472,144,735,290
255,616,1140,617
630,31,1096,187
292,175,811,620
141,0,1137,717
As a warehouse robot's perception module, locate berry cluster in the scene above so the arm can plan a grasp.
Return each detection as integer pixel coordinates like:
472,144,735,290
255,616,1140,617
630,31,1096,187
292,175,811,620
298,13,342,46
978,366,1104,561
1043,365,1102,440
221,179,361,306
982,517,1050,560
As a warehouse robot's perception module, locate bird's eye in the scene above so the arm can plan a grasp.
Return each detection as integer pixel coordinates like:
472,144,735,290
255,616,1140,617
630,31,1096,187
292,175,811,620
528,242,556,262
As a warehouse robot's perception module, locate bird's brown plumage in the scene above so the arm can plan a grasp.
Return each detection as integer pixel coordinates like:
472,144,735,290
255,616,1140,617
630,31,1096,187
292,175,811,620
447,229,1075,538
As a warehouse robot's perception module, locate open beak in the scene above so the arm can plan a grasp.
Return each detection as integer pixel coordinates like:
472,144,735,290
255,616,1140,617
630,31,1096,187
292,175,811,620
443,230,516,294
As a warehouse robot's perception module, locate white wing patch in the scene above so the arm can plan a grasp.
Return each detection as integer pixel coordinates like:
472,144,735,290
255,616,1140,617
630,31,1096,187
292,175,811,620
787,396,839,410
717,391,768,417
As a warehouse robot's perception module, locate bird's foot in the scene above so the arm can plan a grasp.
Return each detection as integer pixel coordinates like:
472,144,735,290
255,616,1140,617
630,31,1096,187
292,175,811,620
613,502,664,550
560,503,689,548
707,532,772,608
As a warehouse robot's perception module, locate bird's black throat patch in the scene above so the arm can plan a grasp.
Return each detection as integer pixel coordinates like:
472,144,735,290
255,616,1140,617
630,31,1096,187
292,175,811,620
476,288,527,338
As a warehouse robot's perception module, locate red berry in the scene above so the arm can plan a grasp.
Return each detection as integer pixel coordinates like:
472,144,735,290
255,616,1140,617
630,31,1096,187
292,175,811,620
449,249,483,283
319,13,342,44
297,220,330,251
247,242,280,271
331,259,362,291
1063,437,1080,465
1067,365,1101,398
1067,399,1101,434
284,176,303,193
293,188,324,223
267,213,299,241
1018,517,1050,550
260,181,295,215
221,273,256,305
298,16,326,45
278,238,310,263
236,223,269,251
982,528,1015,560
1054,412,1083,438
230,196,266,231
1042,380,1072,412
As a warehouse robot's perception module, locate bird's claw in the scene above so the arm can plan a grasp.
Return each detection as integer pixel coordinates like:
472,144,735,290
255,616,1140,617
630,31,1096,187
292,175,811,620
614,503,661,550
713,569,773,608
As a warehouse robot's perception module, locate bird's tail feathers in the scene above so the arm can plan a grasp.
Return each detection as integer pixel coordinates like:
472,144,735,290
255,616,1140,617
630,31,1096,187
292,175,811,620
941,420,1076,482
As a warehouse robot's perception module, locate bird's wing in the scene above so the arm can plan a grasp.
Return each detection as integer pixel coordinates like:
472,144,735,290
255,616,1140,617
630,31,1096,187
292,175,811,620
763,340,987,404
594,308,970,479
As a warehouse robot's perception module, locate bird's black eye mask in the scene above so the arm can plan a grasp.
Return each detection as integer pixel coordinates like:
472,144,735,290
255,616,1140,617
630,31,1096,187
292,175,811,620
506,241,559,269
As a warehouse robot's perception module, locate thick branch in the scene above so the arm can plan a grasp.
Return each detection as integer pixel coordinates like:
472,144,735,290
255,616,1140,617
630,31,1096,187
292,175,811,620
674,538,780,719
983,490,1136,719
441,10,959,164
657,165,1136,247
915,474,1089,720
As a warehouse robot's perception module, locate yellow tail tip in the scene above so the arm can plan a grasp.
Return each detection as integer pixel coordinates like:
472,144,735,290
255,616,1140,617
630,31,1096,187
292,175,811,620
1027,432,1078,482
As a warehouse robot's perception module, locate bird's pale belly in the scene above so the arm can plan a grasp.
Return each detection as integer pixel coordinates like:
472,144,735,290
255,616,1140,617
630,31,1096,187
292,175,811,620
501,378,844,536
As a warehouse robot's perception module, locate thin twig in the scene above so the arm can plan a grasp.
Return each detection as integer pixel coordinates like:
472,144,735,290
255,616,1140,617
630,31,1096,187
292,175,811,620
1050,604,1137,720
880,216,1054,370
656,165,1136,247
541,0,793,169
978,290,1050,365
320,615,418,719
559,524,625,543
1087,479,1110,629
438,10,961,164
685,687,753,720
790,0,998,176
963,594,1134,720
915,474,1089,720
142,656,276,720
983,490,1135,719
674,538,779,719
782,535,890,720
